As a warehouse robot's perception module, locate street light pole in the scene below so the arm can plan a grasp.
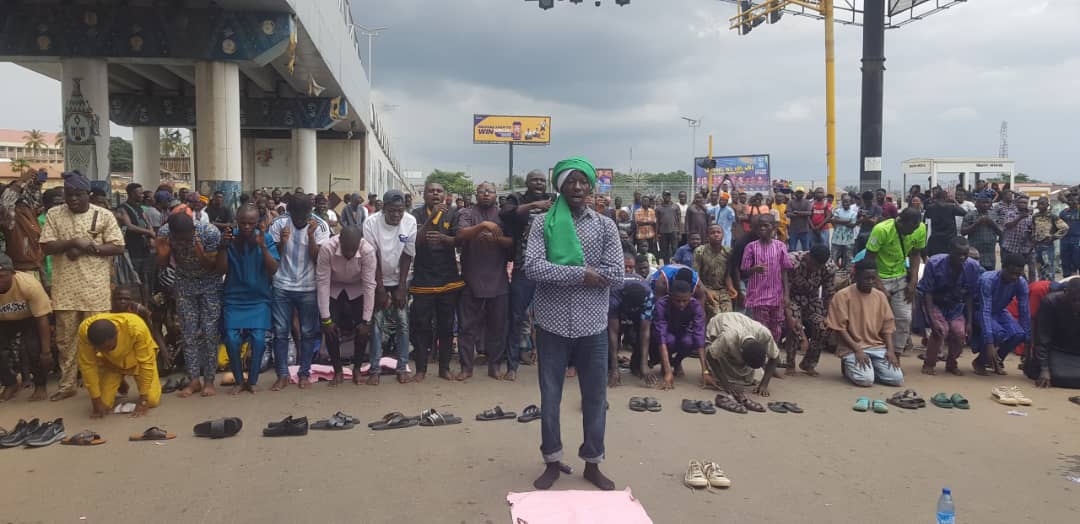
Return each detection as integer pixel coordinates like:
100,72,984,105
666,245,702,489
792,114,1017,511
682,116,702,197
353,25,388,93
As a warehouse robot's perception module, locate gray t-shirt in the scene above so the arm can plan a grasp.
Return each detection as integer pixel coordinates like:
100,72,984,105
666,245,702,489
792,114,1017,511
787,198,812,234
655,203,681,234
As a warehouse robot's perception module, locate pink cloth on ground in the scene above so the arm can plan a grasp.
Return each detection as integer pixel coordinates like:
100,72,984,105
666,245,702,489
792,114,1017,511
506,488,652,524
287,358,411,383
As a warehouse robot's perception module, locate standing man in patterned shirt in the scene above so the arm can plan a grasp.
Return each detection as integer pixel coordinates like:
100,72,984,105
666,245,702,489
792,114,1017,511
785,245,837,376
998,194,1036,281
39,171,125,401
525,157,623,492
961,194,1001,271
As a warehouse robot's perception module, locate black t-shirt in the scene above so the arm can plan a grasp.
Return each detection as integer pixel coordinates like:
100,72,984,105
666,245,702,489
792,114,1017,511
410,205,461,289
501,191,552,268
924,202,966,239
729,233,759,281
119,202,150,258
206,205,234,225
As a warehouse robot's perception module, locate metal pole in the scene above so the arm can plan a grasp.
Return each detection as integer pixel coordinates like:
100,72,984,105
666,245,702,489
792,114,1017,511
824,0,837,196
859,0,886,192
367,34,374,92
690,124,697,196
707,134,714,193
508,142,514,190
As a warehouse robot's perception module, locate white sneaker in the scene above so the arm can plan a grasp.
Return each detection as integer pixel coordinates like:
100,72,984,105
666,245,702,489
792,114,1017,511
702,461,732,488
1009,386,1032,406
684,460,708,489
991,385,1018,406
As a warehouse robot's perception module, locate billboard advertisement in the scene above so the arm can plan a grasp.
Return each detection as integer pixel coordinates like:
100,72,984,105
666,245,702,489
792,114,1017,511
473,114,551,145
596,168,613,194
695,154,771,195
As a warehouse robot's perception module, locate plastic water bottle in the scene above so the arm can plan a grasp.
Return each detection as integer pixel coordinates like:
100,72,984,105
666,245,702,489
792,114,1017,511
936,488,955,524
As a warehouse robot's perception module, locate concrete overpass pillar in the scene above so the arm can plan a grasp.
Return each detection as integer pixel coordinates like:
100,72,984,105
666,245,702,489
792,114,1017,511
293,128,317,194
61,58,110,188
132,127,160,188
194,61,241,206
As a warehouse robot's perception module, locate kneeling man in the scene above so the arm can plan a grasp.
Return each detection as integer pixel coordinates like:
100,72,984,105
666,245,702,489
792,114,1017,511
826,260,903,387
78,313,161,417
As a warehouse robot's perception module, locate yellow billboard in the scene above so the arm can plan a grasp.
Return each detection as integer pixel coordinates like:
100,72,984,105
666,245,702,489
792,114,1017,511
473,114,551,145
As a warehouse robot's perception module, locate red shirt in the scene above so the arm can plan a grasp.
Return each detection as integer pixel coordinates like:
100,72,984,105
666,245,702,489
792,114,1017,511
810,201,831,229
1008,280,1052,355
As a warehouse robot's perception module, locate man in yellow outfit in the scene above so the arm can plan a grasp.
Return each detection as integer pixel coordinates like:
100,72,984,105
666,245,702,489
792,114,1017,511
77,313,161,418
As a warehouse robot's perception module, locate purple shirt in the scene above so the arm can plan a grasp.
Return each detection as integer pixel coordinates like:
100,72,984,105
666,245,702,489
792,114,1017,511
740,239,793,308
458,205,511,298
652,296,705,349
916,254,983,320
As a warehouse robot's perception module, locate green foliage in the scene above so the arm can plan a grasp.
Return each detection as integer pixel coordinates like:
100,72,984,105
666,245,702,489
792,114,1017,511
843,185,860,194
109,136,133,173
426,169,474,197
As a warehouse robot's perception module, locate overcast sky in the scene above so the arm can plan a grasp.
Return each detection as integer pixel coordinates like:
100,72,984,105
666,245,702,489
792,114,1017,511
3,0,1076,191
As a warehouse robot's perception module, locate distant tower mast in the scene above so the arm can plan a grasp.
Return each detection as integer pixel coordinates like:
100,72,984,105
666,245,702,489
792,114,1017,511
998,121,1008,158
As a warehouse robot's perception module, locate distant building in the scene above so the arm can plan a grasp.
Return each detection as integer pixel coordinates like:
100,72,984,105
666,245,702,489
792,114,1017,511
0,129,64,186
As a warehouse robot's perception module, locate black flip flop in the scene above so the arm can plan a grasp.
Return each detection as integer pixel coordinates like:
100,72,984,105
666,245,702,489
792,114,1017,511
420,409,463,426
367,412,404,428
1069,396,1080,406
311,416,355,430
644,397,662,412
628,397,646,412
780,402,804,414
681,399,700,414
370,414,419,431
767,402,789,413
193,418,243,438
161,378,179,394
517,404,542,423
476,406,517,421
697,400,717,415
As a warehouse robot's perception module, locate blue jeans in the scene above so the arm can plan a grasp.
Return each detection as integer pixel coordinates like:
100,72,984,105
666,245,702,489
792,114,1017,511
1060,239,1080,277
841,347,904,387
788,231,812,252
1034,243,1056,281
271,288,320,378
224,329,267,386
508,270,537,371
537,329,607,464
370,287,410,373
811,229,830,248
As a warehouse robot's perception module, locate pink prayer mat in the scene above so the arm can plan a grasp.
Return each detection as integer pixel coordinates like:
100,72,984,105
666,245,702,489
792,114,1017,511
286,359,411,383
506,488,652,524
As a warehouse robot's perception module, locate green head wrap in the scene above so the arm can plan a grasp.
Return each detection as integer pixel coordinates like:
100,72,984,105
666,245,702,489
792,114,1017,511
543,157,597,266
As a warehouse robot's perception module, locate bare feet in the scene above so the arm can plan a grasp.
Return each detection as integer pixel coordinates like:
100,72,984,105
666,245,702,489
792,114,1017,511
229,385,243,395
439,370,454,381
366,373,380,386
177,379,203,398
413,372,426,383
784,364,798,376
353,368,364,385
242,383,259,394
799,361,819,377
297,377,311,389
1,384,20,402
201,383,217,397
607,371,620,388
29,385,47,401
49,389,76,402
270,376,290,391
488,369,503,380
455,371,473,382
566,367,577,378
329,370,344,387
504,370,517,382
673,365,685,378
397,372,412,384
922,365,937,376
945,366,963,376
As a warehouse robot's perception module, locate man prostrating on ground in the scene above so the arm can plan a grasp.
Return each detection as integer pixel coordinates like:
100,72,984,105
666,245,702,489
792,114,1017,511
524,157,623,491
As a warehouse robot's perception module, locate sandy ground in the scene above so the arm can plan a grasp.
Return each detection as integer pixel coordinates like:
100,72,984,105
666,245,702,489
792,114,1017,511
1,354,1078,524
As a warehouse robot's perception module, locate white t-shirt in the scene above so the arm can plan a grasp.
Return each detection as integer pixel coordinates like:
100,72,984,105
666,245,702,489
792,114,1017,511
363,211,417,287
327,209,338,225
192,209,210,226
269,214,331,291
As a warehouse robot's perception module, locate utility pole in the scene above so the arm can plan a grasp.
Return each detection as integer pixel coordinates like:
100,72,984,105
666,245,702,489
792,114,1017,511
353,25,388,93
681,116,702,197
858,0,884,193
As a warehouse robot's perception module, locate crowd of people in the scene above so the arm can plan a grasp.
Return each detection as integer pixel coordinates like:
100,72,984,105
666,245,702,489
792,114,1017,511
2,162,1080,489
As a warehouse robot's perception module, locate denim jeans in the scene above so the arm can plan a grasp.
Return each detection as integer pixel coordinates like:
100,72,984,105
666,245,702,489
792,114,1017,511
788,231,812,252
841,347,904,387
811,229,830,249
224,329,268,386
370,286,410,373
508,270,537,371
1034,243,1056,281
271,288,320,378
1062,239,1080,277
881,276,912,352
537,329,607,464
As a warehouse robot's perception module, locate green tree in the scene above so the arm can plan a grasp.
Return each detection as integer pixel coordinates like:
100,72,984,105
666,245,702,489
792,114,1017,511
23,129,46,159
109,136,133,173
510,175,527,189
426,169,473,197
9,158,31,175
843,185,859,194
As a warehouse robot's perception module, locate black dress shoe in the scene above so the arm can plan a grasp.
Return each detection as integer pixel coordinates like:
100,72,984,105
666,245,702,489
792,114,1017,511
26,418,65,447
0,418,39,448
263,416,308,437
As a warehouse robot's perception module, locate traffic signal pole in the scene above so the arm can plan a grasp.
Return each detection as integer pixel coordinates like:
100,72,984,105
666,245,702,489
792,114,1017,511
859,0,885,192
